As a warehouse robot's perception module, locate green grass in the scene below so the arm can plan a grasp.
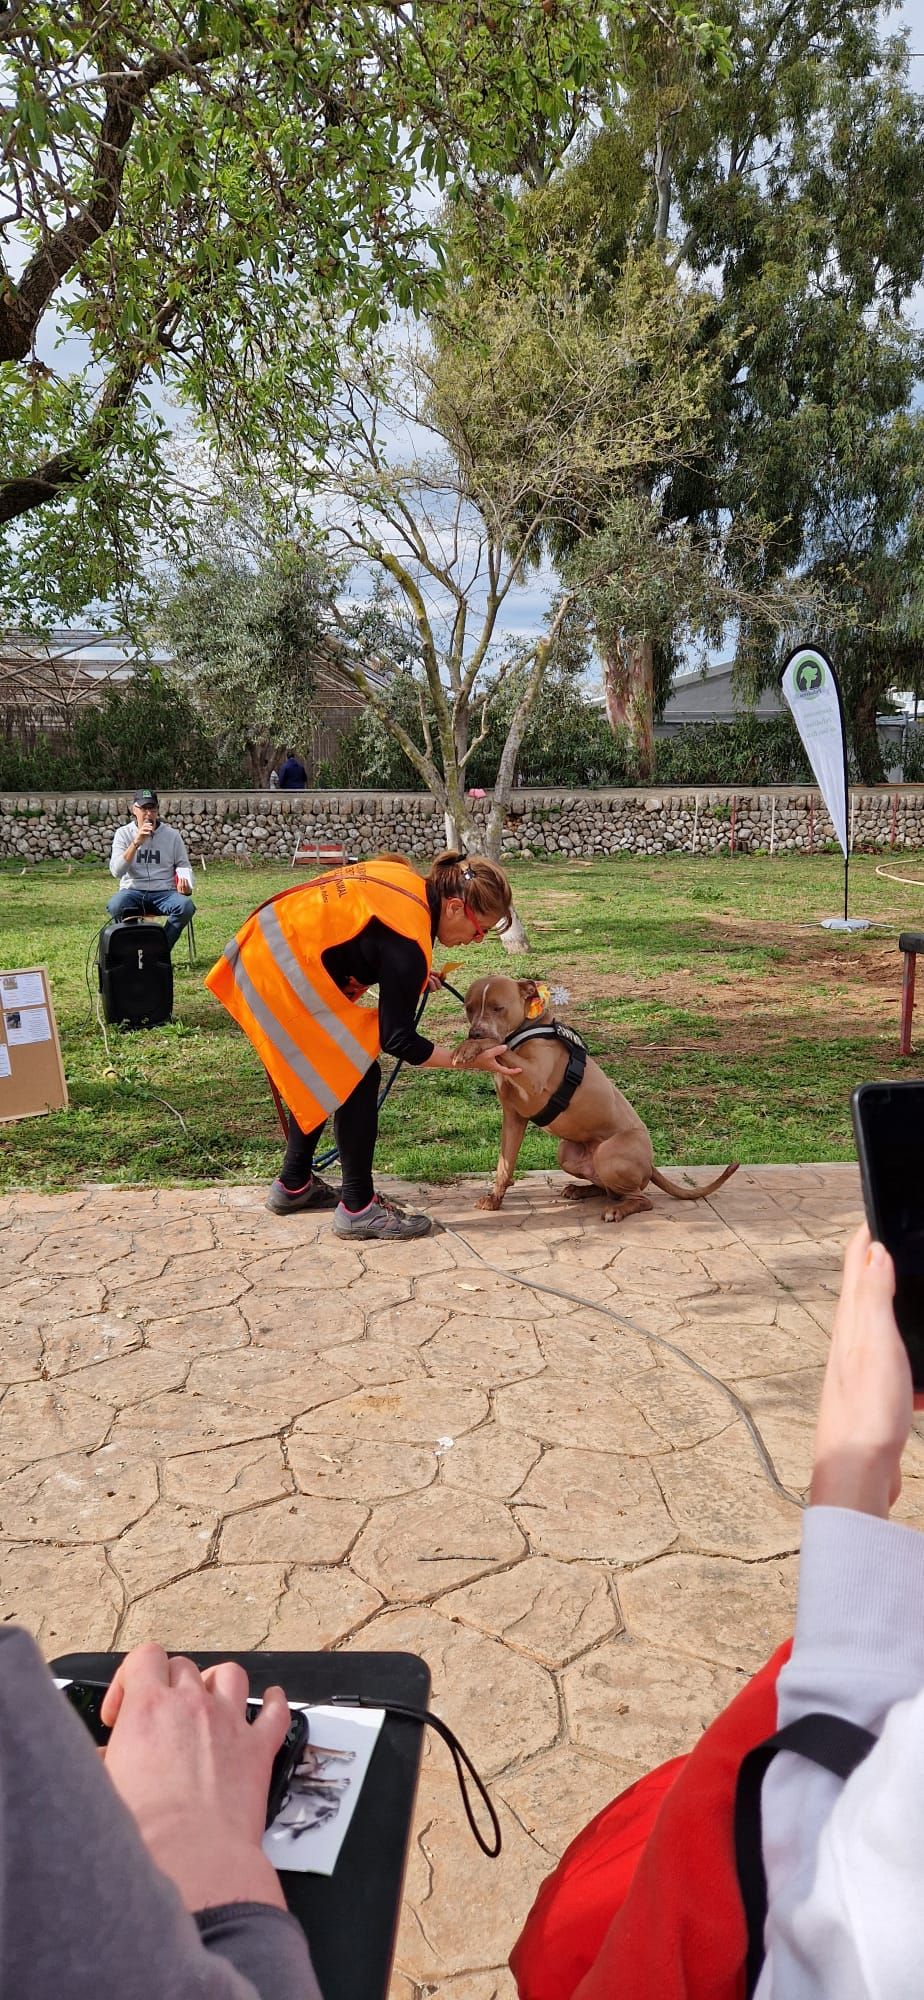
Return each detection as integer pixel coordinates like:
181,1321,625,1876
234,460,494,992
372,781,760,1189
1,851,922,1190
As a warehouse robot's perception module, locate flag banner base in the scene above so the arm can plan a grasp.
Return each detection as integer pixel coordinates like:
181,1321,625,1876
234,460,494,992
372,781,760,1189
819,917,871,932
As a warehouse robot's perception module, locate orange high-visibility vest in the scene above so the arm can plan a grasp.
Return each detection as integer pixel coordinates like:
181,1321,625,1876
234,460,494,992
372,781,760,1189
205,859,433,1131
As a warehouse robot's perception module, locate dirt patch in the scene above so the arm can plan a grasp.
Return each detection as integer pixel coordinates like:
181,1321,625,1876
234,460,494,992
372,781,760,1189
542,919,906,1050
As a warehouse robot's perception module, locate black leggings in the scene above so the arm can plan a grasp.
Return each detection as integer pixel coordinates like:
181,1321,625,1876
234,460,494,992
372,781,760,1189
279,1061,381,1211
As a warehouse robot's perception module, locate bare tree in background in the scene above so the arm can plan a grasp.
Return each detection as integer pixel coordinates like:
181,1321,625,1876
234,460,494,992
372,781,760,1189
315,310,704,948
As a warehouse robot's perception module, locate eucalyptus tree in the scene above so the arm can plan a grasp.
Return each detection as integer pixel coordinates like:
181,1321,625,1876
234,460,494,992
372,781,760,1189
435,0,924,775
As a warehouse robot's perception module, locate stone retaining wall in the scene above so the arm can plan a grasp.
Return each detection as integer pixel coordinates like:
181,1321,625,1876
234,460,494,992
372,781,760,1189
2,786,924,864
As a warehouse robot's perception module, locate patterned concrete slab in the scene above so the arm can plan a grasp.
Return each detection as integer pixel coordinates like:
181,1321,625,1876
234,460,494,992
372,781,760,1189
2,1163,917,1998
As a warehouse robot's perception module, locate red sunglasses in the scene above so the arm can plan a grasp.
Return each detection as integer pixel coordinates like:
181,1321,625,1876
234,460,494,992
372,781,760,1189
462,903,486,942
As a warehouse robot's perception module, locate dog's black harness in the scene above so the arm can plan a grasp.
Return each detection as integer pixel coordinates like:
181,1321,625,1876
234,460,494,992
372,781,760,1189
504,1020,588,1128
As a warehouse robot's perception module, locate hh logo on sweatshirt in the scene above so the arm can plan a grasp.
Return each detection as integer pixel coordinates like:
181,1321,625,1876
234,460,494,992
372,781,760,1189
137,847,161,865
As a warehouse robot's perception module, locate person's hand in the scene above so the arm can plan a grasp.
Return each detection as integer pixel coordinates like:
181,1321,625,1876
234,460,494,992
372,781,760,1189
426,971,445,993
176,871,191,894
100,1644,290,1913
810,1223,923,1517
472,1043,522,1075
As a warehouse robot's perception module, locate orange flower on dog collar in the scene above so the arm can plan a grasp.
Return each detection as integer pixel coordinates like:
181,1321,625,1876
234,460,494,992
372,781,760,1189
525,982,552,1019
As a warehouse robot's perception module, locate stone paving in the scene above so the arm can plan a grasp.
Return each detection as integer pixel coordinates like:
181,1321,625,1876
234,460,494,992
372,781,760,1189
3,1162,922,1999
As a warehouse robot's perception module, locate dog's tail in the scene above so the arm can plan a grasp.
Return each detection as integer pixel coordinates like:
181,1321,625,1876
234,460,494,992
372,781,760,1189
649,1162,739,1202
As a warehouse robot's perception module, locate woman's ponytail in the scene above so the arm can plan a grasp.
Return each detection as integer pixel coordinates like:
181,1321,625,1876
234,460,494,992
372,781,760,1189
427,850,513,932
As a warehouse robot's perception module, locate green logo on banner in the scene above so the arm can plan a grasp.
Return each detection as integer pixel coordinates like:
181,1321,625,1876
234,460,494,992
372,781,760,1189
794,656,826,697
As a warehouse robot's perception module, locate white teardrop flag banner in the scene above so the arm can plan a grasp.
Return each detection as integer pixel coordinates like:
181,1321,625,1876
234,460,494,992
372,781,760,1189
780,645,849,859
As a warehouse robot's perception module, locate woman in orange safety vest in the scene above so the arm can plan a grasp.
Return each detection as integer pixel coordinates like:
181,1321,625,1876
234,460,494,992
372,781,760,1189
206,849,515,1242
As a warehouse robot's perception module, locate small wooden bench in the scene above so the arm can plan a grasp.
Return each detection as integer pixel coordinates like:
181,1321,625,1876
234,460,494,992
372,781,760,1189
291,836,356,871
899,931,924,1055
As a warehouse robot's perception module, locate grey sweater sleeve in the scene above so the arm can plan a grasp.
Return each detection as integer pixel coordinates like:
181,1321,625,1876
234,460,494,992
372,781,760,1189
110,823,134,879
0,1627,320,2000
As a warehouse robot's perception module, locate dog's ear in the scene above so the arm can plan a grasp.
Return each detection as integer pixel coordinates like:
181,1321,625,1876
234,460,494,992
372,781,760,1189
518,978,550,1021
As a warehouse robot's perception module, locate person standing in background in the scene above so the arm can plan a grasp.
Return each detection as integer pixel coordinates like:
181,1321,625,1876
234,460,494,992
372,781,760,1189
277,750,308,790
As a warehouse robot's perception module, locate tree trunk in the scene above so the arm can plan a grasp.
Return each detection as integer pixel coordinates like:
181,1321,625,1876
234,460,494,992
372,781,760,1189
853,676,886,784
443,704,472,851
244,740,265,786
481,793,530,950
500,905,530,953
601,631,655,781
482,640,552,953
444,805,468,848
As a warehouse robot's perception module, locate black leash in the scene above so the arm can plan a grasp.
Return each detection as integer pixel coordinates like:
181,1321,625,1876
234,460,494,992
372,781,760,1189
329,1693,502,1857
301,974,468,1166
313,974,467,1167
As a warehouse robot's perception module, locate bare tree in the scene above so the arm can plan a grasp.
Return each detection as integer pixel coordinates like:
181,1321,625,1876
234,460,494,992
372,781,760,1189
312,309,703,945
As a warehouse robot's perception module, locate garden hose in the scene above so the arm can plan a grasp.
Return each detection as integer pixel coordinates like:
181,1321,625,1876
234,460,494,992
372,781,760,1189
441,1222,804,1511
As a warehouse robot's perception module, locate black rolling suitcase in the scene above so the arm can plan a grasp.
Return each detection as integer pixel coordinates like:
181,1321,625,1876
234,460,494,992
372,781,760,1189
98,921,173,1027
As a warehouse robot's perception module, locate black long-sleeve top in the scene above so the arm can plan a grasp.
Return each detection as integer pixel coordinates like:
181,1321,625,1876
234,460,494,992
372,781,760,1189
322,914,436,1065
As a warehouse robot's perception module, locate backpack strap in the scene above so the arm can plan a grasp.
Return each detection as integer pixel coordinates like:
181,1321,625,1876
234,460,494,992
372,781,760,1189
735,1711,876,1998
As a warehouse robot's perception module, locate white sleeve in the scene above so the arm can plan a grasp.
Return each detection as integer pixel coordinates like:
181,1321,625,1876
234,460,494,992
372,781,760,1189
173,829,193,890
756,1507,924,2000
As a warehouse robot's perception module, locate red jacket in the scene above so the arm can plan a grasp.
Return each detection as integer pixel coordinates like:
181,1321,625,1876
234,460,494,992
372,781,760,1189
510,1641,792,2000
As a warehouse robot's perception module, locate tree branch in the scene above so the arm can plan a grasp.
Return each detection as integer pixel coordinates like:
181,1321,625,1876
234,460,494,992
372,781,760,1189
0,42,209,363
326,638,447,805
0,297,182,525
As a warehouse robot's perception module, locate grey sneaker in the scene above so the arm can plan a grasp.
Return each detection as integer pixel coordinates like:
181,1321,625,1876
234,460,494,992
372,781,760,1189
266,1173,339,1214
332,1195,433,1241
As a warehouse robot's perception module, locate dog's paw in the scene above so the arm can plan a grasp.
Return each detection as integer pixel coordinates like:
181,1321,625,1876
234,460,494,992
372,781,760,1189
602,1194,653,1224
475,1193,503,1211
451,1040,486,1071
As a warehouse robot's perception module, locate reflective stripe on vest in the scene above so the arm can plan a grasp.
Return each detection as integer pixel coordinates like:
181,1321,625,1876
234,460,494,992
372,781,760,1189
256,902,374,1078
221,935,341,1116
205,861,433,1131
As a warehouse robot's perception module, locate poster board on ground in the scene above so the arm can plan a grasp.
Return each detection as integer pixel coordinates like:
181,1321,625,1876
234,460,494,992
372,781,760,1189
0,967,68,1123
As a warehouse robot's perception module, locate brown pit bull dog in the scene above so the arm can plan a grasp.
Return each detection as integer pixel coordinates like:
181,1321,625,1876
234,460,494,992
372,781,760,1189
453,974,739,1221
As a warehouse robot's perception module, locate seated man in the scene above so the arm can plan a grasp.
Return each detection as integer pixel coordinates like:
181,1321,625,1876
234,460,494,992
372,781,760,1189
108,788,196,952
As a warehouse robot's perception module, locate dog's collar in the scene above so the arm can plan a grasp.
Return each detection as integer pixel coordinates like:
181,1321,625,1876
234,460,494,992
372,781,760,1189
504,1017,586,1054
503,1018,588,1127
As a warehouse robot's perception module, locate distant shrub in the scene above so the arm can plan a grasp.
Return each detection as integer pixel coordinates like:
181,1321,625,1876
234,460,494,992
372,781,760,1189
0,674,247,790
